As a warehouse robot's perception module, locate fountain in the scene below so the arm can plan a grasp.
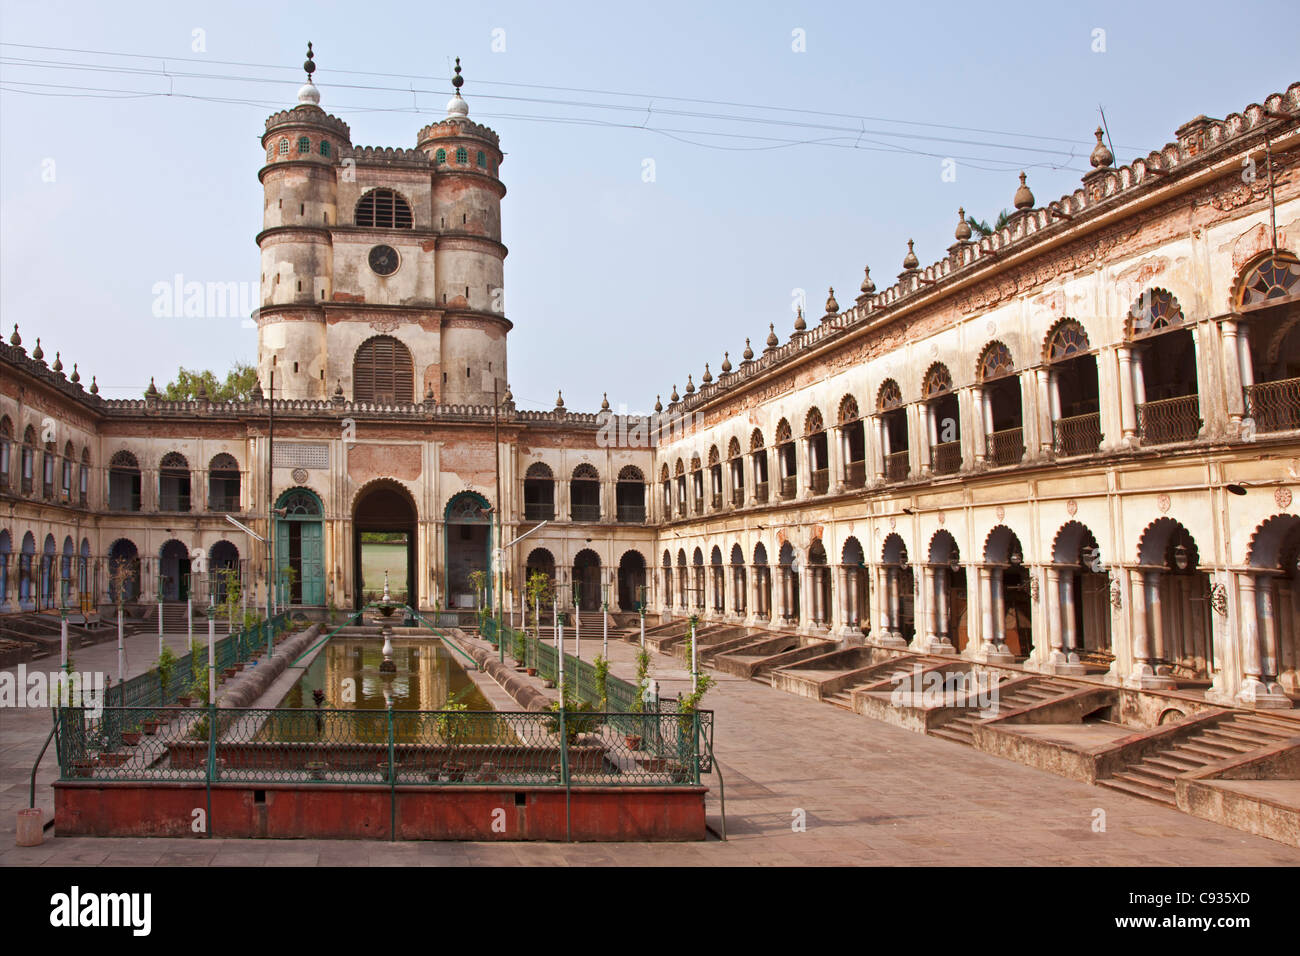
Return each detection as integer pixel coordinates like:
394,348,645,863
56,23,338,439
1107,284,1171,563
374,571,400,673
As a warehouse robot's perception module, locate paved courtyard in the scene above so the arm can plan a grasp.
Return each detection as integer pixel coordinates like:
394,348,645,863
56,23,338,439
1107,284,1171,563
2,625,1298,866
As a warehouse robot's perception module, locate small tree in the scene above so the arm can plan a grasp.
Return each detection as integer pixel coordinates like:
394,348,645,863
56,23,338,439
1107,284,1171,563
108,556,138,611
216,566,242,630
630,647,653,714
525,570,553,628
157,645,177,698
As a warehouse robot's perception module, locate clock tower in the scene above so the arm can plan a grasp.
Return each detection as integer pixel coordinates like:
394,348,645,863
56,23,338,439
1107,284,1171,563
257,47,509,404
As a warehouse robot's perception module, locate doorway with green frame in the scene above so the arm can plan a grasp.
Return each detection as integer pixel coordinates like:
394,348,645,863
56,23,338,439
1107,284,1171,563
274,488,325,606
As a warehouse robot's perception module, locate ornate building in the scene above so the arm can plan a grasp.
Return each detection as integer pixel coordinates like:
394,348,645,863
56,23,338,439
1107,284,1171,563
1,54,1297,710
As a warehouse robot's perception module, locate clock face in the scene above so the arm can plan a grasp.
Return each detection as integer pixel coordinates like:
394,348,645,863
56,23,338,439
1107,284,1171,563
368,244,399,276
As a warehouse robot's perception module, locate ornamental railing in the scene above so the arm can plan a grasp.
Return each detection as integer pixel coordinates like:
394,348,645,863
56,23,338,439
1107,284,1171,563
616,503,645,523
754,481,769,503
1053,412,1102,457
731,488,745,506
1137,394,1201,445
811,468,829,493
930,441,962,475
884,451,909,482
986,427,1024,467
779,475,797,499
570,502,601,522
1244,377,1300,434
844,460,866,488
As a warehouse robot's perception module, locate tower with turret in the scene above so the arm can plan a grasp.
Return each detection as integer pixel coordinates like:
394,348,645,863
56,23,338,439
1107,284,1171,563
256,48,509,404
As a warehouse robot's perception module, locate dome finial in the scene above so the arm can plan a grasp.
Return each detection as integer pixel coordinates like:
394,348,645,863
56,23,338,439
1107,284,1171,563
860,266,875,295
742,338,754,361
954,207,972,241
53,351,63,373
70,363,80,384
793,305,806,332
89,376,99,395
670,384,679,402
701,363,713,384
297,42,320,105
902,239,919,271
765,323,779,350
555,389,565,409
1013,170,1034,210
446,57,469,117
9,323,19,348
720,351,732,373
685,374,695,394
1089,127,1113,168
654,394,663,413
32,337,44,362
601,392,610,411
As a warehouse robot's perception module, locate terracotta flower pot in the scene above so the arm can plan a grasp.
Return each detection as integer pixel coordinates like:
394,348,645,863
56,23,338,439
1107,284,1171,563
526,667,537,677
625,734,643,751
141,720,161,735
121,731,142,746
175,696,193,707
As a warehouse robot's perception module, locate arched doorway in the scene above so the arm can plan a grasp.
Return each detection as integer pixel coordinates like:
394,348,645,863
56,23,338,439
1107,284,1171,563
444,492,490,611
1135,517,1213,685
778,541,800,623
1244,514,1300,700
880,533,914,644
927,530,965,652
158,539,191,601
1051,521,1109,669
984,525,1032,659
354,480,418,610
573,549,601,612
753,542,771,621
106,538,140,605
210,540,241,605
274,488,325,606
617,550,646,611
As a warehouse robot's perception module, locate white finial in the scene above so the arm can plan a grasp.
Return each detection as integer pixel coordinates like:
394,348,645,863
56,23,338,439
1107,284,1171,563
446,56,468,117
297,80,320,106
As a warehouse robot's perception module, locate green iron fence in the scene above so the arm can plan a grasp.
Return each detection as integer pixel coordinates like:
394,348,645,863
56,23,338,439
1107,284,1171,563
52,705,712,788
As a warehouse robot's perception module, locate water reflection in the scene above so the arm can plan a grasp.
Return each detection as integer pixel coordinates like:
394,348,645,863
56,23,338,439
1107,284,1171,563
280,637,491,712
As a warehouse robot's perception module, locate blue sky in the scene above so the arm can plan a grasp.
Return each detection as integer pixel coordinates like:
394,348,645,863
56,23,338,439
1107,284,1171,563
1,0,1295,412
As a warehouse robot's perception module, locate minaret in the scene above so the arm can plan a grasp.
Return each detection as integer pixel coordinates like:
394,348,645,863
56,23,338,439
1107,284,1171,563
415,57,510,405
257,43,352,399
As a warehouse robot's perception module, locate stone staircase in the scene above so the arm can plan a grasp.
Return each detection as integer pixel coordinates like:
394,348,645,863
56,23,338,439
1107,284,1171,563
1099,713,1298,805
823,657,933,710
927,676,1083,744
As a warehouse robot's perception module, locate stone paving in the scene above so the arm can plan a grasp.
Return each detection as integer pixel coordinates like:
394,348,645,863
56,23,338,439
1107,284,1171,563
3,625,1299,866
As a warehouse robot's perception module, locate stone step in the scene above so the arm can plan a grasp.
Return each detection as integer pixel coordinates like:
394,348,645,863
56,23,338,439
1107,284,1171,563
928,726,974,744
1145,753,1211,773
1211,723,1292,747
1177,740,1241,762
1100,775,1177,805
1127,762,1181,784
1192,732,1255,754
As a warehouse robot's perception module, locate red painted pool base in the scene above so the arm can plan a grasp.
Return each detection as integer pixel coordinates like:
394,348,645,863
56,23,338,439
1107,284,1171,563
54,782,708,841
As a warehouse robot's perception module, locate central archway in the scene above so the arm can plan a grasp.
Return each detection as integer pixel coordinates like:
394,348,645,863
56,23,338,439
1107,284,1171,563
444,491,491,611
354,480,418,610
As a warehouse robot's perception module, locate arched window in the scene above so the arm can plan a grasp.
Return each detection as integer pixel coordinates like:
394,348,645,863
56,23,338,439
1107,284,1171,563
1237,252,1300,309
41,438,55,498
278,138,289,155
977,343,1023,466
354,188,414,229
20,426,35,494
977,342,1015,382
922,363,953,397
476,150,486,168
208,453,241,512
319,140,330,157
877,379,902,411
434,148,446,165
352,335,414,403
571,463,601,522
278,489,321,516
524,462,555,521
61,441,74,499
78,448,90,506
923,363,960,475
0,416,11,491
297,136,311,154
839,395,866,488
616,465,646,523
108,451,141,512
775,419,796,499
455,147,468,164
159,451,191,512
1045,320,1101,456
1128,288,1185,339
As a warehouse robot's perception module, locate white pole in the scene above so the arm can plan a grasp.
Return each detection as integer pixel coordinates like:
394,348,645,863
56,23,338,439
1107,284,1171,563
691,618,698,683
534,596,540,640
60,614,68,671
187,595,193,643
158,597,164,657
207,601,216,703
556,596,565,694
602,602,608,658
117,606,124,683
640,609,646,649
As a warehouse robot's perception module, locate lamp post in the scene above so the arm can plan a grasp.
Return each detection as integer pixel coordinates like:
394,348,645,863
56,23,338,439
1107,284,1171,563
688,612,699,685
156,573,166,658
601,580,610,658
206,593,216,705
58,591,69,675
637,584,647,649
572,580,582,660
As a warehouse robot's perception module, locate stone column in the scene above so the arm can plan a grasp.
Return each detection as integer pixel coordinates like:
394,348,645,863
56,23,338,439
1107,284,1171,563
972,386,988,464
1117,346,1137,444
982,566,1014,664
1236,572,1289,706
876,415,889,482
830,427,845,493
1131,348,1148,442
1036,368,1053,456
1045,566,1065,669
888,566,902,640
1058,569,1084,673
1221,319,1244,427
1146,571,1172,676
798,564,812,630
936,567,950,640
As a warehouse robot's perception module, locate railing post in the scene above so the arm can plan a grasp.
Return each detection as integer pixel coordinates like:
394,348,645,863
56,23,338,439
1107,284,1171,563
559,705,571,842
387,700,396,841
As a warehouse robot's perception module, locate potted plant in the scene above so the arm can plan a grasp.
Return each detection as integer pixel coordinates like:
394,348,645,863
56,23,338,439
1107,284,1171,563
625,732,643,751
435,690,472,781
141,717,162,735
593,654,610,711
157,645,177,701
121,729,142,746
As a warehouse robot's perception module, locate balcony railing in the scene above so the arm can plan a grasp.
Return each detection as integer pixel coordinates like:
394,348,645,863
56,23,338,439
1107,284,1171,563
884,451,909,482
21,473,33,494
811,468,829,493
1053,412,1102,457
930,441,962,475
779,475,797,499
1137,394,1201,445
108,493,142,512
1244,377,1300,434
692,500,703,515
158,493,191,512
208,494,241,512
845,460,866,488
732,488,745,507
754,481,769,503
676,502,686,518
616,503,646,523
523,503,554,521
986,427,1024,467
570,503,601,522
710,492,722,510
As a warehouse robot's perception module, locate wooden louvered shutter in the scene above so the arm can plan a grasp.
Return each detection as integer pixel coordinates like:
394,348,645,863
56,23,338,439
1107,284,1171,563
354,336,413,403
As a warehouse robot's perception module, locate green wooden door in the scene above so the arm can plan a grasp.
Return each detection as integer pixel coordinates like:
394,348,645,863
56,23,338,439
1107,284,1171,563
300,522,324,605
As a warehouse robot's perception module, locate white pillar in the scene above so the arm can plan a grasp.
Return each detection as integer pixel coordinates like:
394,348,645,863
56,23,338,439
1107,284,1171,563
1117,347,1137,444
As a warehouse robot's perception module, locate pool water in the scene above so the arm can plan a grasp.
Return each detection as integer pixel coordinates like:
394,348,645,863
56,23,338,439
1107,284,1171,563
280,636,491,712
